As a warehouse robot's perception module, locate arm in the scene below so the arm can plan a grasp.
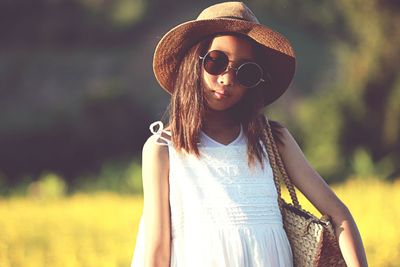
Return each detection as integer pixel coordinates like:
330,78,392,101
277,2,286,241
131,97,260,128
142,135,171,267
276,127,368,267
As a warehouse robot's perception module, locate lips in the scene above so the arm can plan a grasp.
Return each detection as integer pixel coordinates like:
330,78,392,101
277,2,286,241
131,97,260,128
212,90,228,99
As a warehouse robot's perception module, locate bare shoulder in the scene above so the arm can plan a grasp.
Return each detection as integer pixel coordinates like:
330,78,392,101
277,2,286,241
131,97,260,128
274,124,301,153
141,135,170,205
142,134,169,162
279,125,294,142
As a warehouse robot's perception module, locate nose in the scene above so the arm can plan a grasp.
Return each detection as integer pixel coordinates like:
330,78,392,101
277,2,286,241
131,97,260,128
217,65,236,86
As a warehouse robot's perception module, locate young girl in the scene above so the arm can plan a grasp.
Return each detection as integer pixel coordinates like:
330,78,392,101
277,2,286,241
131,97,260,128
131,2,368,267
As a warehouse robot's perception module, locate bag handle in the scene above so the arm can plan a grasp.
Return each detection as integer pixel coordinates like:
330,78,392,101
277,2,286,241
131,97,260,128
259,115,301,209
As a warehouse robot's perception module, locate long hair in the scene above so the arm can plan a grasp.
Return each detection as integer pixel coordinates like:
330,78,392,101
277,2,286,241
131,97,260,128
168,38,210,155
168,34,284,167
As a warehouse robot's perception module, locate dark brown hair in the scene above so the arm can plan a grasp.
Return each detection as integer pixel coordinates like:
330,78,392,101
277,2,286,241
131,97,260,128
168,33,284,167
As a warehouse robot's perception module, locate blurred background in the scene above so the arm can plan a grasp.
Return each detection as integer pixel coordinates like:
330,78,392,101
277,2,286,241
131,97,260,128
0,0,399,266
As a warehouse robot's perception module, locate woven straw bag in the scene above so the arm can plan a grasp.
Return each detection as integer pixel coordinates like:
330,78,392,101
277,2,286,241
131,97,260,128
260,116,347,267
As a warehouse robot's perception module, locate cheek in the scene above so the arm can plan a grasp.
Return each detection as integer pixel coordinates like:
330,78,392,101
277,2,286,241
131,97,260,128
202,71,218,89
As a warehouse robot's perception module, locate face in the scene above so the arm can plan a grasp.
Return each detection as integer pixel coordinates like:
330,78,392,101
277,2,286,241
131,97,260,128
201,35,255,111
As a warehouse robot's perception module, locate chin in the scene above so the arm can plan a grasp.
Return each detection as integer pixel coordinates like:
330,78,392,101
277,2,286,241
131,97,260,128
205,101,238,112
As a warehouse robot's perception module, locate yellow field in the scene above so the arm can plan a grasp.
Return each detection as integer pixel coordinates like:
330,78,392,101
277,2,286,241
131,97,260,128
0,178,399,267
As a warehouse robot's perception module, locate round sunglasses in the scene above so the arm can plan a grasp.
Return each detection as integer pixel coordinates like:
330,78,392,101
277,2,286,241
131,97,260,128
199,50,266,88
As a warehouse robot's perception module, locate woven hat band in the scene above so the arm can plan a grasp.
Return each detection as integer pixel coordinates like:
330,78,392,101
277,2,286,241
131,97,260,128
196,2,260,23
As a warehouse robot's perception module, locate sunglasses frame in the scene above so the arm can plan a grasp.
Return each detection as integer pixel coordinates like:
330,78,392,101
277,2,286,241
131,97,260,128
199,50,266,88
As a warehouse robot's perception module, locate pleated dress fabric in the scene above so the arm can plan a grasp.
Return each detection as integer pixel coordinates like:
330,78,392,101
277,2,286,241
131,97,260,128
130,122,293,267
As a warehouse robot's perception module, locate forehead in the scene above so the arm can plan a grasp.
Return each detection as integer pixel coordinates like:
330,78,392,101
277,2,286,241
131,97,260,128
208,35,254,60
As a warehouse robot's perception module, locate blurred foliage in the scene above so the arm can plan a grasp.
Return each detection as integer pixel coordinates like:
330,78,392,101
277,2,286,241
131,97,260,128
73,159,143,194
254,0,400,181
350,148,396,179
81,0,147,27
27,172,67,199
0,178,399,266
0,0,148,45
1,158,142,197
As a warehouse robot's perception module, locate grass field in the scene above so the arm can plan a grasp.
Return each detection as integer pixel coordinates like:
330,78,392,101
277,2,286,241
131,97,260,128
0,178,399,267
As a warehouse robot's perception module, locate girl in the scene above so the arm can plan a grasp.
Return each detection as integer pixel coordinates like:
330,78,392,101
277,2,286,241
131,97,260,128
131,2,368,267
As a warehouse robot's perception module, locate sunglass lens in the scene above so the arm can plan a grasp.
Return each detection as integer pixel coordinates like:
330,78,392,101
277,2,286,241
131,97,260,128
203,50,228,75
237,62,263,88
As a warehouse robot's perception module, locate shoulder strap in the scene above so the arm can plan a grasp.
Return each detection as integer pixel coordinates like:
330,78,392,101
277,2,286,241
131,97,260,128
259,115,301,208
149,121,171,146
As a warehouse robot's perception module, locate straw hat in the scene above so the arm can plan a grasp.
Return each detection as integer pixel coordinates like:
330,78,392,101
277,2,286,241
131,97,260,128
153,1,296,105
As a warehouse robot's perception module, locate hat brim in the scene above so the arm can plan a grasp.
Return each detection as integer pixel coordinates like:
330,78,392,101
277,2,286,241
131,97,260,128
153,18,296,105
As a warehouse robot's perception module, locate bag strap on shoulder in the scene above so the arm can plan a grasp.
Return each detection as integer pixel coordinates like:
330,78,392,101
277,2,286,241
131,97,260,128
259,115,301,209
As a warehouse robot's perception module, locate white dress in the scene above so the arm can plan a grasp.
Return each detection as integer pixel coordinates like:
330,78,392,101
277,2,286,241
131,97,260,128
130,122,293,267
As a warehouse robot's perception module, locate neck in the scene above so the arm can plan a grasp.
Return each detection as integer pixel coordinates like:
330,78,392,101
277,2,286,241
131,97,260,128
202,108,239,132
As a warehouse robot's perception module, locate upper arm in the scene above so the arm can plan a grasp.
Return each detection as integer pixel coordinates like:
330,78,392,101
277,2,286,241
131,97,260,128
141,135,171,265
275,127,349,220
